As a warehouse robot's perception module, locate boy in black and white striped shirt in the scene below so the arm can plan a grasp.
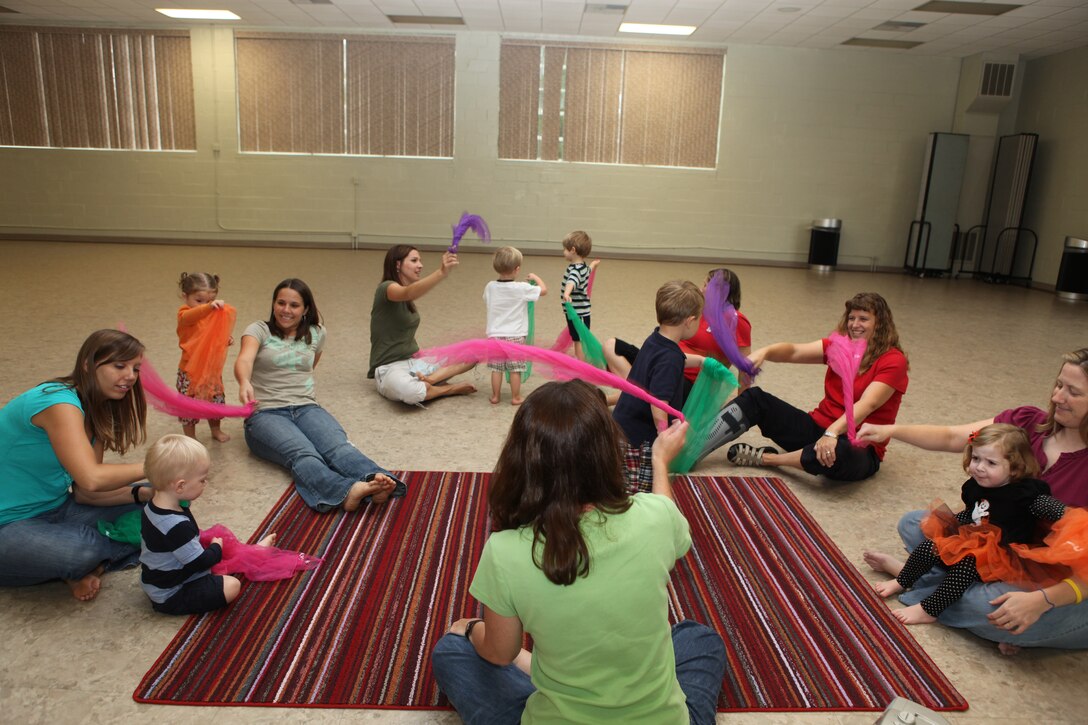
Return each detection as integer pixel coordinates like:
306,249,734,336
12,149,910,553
560,230,600,362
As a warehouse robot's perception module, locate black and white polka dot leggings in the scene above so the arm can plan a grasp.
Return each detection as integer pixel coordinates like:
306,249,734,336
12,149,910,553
896,539,980,618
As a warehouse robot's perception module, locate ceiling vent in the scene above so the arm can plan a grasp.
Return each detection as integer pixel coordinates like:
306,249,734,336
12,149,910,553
387,15,465,25
585,3,629,14
873,21,926,32
913,1,1020,16
967,61,1017,113
842,37,923,50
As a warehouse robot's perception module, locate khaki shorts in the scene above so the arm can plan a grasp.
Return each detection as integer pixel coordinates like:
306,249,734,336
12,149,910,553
374,359,437,406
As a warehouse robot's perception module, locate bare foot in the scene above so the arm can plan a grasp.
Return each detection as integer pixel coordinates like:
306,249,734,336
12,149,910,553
211,428,231,442
490,395,500,405
511,397,524,406
873,579,904,598
258,533,277,547
343,479,386,511
863,550,905,577
998,642,1022,656
893,604,936,625
344,475,398,510
65,565,104,602
369,473,398,505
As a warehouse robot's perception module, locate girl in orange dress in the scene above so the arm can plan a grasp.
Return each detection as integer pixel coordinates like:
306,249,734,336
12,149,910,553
873,423,1072,624
176,272,235,442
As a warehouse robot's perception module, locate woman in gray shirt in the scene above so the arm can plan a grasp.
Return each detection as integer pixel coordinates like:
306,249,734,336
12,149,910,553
236,278,405,512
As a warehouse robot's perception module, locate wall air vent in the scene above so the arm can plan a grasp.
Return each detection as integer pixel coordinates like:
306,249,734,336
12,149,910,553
968,61,1017,113
980,62,1015,97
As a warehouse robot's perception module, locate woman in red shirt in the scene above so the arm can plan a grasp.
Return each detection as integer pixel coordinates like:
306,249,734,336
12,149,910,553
698,292,908,482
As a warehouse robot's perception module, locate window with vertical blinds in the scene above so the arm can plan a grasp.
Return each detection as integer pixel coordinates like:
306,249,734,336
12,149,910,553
0,27,195,150
236,33,455,157
499,41,723,169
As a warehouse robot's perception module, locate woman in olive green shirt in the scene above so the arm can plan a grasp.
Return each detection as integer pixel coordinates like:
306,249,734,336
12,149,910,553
368,245,476,405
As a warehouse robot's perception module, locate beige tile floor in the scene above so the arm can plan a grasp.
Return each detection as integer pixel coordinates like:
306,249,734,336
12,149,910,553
0,240,1085,724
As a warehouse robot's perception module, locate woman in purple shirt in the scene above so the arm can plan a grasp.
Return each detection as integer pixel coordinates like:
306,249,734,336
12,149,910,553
858,348,1088,651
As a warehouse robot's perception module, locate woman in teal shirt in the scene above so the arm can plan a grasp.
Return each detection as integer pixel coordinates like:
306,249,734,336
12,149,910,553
0,330,150,601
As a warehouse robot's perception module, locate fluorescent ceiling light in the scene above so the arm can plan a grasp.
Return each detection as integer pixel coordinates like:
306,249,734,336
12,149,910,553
619,23,696,36
156,9,241,20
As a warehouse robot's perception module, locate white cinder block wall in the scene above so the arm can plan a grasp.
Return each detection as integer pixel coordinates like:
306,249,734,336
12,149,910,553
0,27,1083,285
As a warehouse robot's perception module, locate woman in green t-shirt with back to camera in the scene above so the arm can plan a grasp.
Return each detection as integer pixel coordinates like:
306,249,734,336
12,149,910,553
431,380,726,724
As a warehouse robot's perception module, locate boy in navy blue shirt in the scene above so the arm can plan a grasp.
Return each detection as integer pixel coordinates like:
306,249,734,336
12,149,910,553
613,280,703,447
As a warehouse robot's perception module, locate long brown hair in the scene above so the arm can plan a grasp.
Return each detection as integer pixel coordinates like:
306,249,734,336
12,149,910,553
382,245,419,314
835,292,906,371
267,278,322,345
1038,348,1088,444
488,380,631,586
49,330,147,454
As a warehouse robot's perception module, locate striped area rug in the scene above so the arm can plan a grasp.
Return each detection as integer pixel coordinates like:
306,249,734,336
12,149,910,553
134,472,967,712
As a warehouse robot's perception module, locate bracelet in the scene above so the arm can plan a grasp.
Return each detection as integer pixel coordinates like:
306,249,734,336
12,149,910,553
822,431,838,440
131,485,143,505
464,618,484,642
1039,589,1056,611
1064,578,1084,604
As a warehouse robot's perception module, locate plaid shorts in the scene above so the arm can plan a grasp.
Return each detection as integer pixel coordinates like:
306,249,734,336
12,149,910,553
622,441,654,495
487,336,528,372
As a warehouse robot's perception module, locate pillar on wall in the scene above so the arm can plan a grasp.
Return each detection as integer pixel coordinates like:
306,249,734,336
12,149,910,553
948,53,1026,274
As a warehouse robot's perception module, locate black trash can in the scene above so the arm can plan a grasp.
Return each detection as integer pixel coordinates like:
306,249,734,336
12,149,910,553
808,218,842,272
1056,236,1088,302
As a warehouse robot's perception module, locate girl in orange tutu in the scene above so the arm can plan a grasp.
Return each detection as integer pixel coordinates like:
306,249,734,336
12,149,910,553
874,424,1068,624
176,272,235,442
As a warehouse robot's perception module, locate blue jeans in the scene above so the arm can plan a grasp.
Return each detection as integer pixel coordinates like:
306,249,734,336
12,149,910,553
0,496,140,586
244,404,403,512
897,509,1088,648
431,619,726,725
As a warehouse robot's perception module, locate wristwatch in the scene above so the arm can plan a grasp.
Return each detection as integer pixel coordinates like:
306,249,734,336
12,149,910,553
464,618,484,642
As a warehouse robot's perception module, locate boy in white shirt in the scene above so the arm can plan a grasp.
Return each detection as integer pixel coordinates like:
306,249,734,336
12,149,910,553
484,246,547,405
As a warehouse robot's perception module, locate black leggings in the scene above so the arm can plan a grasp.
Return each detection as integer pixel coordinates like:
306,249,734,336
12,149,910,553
733,387,880,482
